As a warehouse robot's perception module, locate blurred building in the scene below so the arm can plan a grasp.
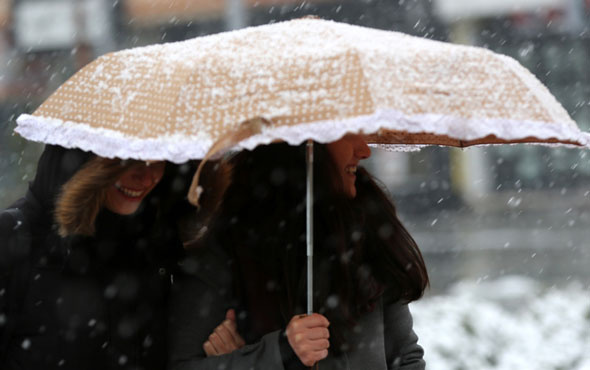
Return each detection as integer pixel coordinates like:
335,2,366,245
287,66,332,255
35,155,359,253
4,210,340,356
434,0,590,209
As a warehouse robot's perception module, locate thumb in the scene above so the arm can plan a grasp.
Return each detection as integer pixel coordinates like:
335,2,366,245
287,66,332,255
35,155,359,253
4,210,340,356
226,308,237,322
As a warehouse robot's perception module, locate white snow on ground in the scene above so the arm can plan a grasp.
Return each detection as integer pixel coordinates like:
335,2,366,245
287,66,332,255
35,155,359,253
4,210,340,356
411,276,590,370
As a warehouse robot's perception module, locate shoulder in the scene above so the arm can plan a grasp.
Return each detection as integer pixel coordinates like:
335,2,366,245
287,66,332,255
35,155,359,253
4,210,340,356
0,207,20,230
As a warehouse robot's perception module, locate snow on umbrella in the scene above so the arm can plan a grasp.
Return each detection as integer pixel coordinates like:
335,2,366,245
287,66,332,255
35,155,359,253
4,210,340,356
15,18,589,164
14,18,590,315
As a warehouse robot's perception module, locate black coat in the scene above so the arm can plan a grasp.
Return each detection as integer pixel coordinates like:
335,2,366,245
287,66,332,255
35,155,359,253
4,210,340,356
0,146,188,370
168,244,426,370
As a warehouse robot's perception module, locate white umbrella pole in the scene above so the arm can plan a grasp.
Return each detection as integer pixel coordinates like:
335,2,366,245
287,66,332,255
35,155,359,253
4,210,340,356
306,139,314,315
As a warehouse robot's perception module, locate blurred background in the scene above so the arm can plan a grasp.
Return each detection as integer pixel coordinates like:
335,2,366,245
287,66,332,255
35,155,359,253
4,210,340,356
1,0,589,368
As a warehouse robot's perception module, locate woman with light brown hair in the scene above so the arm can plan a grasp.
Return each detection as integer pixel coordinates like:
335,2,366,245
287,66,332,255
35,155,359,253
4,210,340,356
0,145,197,370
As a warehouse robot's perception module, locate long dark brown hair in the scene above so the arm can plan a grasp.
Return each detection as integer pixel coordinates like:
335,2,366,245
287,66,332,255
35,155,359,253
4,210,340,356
203,142,429,352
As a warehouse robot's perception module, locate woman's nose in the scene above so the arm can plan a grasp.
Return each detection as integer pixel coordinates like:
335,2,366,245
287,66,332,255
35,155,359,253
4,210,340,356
354,136,371,159
134,167,157,186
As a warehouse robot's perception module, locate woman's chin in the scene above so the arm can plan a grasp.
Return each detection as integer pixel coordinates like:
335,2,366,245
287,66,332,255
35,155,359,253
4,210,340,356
344,182,357,198
105,195,143,215
115,204,141,215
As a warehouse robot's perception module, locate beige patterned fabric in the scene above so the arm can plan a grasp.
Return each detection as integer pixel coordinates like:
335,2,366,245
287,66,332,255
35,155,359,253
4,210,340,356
15,18,589,162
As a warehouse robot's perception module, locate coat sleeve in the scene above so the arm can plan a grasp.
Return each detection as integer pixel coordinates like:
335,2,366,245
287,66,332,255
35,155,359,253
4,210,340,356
167,253,287,370
0,206,32,358
383,301,426,370
0,210,12,342
0,207,32,270
169,329,285,370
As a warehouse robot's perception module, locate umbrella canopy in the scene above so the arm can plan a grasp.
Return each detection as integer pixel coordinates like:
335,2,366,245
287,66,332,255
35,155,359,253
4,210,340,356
15,18,589,164
13,17,590,326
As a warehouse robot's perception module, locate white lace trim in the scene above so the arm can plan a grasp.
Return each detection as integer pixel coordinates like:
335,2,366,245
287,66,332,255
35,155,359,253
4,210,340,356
235,109,590,150
16,109,590,163
15,114,213,163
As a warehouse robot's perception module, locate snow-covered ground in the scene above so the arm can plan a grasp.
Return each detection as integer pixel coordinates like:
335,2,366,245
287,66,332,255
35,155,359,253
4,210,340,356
411,276,590,370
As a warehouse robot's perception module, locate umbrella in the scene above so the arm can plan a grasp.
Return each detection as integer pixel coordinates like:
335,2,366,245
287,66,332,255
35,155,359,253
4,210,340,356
14,18,590,314
15,18,589,162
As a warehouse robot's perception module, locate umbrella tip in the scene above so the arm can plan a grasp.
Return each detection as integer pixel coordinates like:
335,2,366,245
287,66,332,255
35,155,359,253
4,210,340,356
298,15,322,21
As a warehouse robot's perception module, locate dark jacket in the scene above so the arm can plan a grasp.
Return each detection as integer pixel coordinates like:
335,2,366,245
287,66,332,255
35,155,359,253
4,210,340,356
0,145,189,370
168,244,425,370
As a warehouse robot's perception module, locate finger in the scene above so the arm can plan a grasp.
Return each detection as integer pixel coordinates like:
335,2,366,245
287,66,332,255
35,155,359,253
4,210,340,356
222,319,245,347
296,338,330,352
300,348,329,367
288,313,307,324
308,339,330,350
299,313,330,328
236,334,246,348
203,341,217,357
304,348,329,365
215,324,238,349
305,327,330,340
301,357,315,367
287,313,329,336
291,336,330,354
222,317,238,332
315,349,329,361
225,308,237,322
208,332,227,354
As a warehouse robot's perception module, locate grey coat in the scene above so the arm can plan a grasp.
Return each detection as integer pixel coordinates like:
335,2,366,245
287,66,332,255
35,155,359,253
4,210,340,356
168,245,425,370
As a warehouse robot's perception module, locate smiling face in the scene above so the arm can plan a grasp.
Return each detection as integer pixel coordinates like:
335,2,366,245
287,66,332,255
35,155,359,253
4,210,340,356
104,161,166,215
326,134,371,198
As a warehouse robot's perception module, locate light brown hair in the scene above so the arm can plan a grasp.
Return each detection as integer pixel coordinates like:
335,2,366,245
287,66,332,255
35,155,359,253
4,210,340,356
54,157,133,237
55,157,231,240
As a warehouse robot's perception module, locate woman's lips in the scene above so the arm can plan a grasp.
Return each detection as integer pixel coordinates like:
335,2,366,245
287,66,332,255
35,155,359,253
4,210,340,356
114,183,144,199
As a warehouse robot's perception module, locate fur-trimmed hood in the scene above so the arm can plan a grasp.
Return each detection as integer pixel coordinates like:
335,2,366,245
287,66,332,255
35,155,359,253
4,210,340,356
27,145,93,229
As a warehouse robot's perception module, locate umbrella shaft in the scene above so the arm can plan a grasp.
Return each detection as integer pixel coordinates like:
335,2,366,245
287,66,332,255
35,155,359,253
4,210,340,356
306,140,314,315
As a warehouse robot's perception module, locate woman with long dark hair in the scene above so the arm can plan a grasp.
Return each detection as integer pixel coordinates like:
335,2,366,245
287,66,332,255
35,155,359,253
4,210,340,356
169,135,429,369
